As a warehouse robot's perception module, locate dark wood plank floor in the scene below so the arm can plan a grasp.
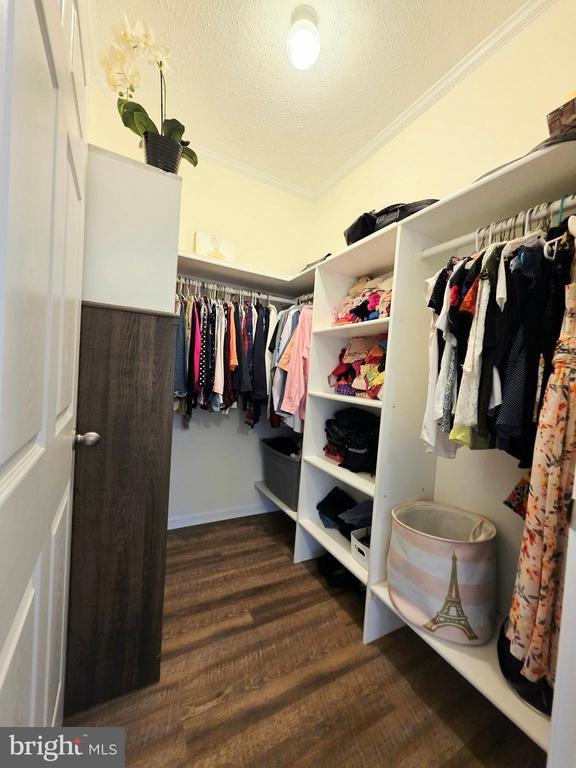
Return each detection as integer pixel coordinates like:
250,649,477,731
66,513,547,767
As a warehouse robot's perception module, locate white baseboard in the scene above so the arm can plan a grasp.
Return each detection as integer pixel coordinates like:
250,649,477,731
167,502,275,530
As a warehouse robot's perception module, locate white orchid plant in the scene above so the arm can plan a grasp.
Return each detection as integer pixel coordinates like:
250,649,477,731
101,15,198,166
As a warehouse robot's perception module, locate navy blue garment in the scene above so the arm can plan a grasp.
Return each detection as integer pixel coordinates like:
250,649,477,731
174,294,188,397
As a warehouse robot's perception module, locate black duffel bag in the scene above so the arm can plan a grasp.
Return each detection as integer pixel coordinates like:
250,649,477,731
374,199,438,231
343,212,377,246
344,199,438,245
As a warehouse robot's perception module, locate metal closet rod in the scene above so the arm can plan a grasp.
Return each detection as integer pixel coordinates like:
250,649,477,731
176,274,295,305
296,291,314,304
420,193,576,259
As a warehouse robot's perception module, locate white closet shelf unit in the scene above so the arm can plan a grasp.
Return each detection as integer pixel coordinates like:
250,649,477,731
308,391,382,410
255,481,298,522
371,583,549,749
177,250,315,522
314,316,390,337
178,251,316,297
293,139,576,757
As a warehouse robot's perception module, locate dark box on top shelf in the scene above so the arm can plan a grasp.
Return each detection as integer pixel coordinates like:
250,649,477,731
547,96,576,137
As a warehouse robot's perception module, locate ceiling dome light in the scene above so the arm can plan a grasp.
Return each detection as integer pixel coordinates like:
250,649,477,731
287,5,320,70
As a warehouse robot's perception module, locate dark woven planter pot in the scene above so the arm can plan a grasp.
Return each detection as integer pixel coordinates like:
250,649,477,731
143,133,182,173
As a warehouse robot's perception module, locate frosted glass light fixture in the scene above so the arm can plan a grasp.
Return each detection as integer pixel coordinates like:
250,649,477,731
287,5,320,70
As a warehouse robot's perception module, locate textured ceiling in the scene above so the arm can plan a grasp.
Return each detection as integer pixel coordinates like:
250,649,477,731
90,0,527,194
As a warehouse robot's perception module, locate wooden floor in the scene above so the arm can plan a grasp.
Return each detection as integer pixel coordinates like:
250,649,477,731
66,513,547,767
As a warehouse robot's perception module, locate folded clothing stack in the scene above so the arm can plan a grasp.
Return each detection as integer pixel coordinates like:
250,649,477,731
328,335,387,399
333,274,393,326
323,407,380,474
316,487,373,539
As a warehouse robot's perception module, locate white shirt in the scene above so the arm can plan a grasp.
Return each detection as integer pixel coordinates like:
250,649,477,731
421,267,458,458
453,245,501,428
265,304,278,396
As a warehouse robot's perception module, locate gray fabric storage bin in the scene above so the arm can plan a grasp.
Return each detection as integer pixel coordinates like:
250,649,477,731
261,438,301,510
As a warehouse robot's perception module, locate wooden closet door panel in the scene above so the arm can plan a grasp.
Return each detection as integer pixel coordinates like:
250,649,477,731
65,304,176,716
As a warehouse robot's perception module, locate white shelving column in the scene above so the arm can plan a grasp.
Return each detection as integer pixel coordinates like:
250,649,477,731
294,221,436,614
367,223,551,751
294,259,380,584
363,224,437,642
294,142,576,760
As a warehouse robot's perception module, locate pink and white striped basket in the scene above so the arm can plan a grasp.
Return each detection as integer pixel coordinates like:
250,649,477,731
388,501,497,646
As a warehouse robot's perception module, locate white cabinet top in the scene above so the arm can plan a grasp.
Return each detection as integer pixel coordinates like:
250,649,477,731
83,145,182,314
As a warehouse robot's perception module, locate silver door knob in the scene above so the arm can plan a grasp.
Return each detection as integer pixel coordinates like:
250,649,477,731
74,431,101,448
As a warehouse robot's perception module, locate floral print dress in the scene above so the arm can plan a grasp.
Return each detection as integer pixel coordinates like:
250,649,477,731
507,280,576,686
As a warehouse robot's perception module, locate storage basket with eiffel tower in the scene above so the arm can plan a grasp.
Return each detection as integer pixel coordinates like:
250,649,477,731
387,501,497,646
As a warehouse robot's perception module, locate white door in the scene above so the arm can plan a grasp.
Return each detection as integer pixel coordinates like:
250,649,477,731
0,0,87,726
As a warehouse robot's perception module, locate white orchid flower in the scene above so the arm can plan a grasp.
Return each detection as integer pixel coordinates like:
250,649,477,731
107,42,129,65
112,12,134,47
149,43,170,69
140,22,156,49
123,64,141,90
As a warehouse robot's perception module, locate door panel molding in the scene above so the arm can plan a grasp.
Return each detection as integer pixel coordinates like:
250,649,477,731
43,492,71,725
0,0,88,726
0,580,37,726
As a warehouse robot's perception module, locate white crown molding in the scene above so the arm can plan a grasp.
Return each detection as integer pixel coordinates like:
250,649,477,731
314,0,558,197
191,143,316,199
85,0,557,200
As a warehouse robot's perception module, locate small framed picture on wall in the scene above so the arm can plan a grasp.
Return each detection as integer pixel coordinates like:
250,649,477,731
195,231,237,263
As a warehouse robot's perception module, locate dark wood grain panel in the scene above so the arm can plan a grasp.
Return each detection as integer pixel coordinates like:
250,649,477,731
64,304,177,716
66,514,546,767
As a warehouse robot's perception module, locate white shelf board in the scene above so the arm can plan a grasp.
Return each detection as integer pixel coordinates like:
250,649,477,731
289,263,318,295
255,481,298,522
177,251,315,297
299,518,368,585
177,144,576,299
303,455,375,497
318,225,397,277
314,317,390,337
404,141,576,243
306,143,576,280
308,391,382,410
371,581,550,751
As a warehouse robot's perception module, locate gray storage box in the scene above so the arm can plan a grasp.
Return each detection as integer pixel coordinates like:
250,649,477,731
261,438,302,511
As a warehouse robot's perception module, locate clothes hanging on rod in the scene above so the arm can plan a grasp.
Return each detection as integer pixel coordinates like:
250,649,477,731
420,197,576,707
267,300,314,433
174,276,313,431
421,203,575,465
505,280,576,689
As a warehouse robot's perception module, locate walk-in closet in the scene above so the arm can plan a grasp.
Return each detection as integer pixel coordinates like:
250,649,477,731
1,1,576,766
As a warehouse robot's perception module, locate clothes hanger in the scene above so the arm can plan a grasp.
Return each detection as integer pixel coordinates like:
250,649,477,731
543,236,562,261
501,205,546,258
543,201,566,259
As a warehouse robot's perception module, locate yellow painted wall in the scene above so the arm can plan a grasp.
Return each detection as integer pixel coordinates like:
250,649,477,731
88,0,575,275
88,85,315,277
310,0,576,259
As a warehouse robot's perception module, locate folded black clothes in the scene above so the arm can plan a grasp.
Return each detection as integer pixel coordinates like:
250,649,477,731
337,500,373,539
316,487,356,522
318,512,338,530
339,500,373,527
316,487,373,539
324,407,380,474
333,407,380,432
